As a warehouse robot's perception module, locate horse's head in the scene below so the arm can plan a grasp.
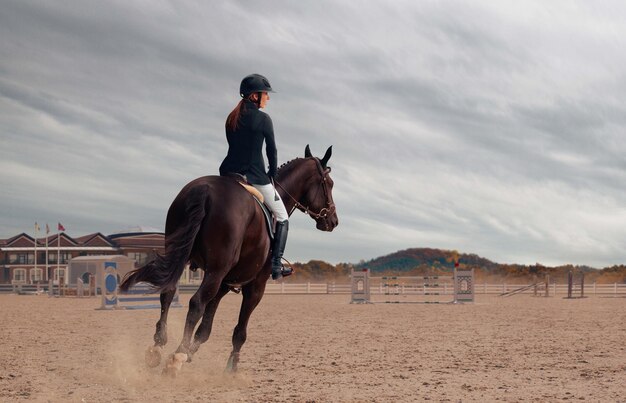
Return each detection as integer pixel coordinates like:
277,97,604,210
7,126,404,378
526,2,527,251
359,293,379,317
276,145,339,232
303,145,338,231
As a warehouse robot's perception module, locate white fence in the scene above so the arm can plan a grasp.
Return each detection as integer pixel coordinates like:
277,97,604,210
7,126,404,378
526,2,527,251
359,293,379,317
3,282,626,296
263,282,357,294
481,282,626,296
260,282,626,296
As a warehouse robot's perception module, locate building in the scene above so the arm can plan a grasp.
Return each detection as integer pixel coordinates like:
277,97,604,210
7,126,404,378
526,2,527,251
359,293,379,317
0,228,165,285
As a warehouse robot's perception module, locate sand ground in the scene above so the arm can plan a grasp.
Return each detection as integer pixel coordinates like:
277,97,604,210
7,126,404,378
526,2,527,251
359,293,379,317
0,292,625,402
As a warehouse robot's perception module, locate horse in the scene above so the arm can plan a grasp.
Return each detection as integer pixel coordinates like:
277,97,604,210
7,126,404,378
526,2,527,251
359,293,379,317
120,145,338,377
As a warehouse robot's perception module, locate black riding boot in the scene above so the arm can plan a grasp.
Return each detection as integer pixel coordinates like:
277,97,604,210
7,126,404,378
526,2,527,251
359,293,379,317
271,220,292,280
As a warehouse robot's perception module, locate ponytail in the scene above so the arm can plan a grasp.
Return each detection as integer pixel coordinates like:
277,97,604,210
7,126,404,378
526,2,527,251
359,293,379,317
226,93,262,131
226,99,245,131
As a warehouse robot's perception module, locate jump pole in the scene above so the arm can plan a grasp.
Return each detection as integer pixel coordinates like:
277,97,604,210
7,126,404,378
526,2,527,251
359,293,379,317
379,275,455,304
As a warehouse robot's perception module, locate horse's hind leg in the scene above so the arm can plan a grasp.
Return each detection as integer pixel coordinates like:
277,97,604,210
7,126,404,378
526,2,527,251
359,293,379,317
163,275,224,377
186,284,230,360
145,288,177,368
226,279,266,372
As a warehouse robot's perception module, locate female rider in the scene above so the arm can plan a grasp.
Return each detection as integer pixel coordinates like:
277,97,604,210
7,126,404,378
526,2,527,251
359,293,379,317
219,74,293,280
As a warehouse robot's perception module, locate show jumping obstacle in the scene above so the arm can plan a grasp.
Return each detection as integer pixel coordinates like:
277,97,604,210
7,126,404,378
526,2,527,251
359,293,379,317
351,268,474,304
500,274,551,298
48,274,67,297
351,269,371,303
533,274,550,297
76,275,96,297
380,274,454,304
97,261,182,310
566,271,585,299
46,274,95,297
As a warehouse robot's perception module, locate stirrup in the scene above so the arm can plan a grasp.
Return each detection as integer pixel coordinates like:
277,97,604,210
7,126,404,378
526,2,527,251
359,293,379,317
272,267,293,280
271,259,293,280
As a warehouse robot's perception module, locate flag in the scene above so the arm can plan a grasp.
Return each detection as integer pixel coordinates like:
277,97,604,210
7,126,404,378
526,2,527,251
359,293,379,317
58,222,65,232
35,222,40,232
46,223,50,234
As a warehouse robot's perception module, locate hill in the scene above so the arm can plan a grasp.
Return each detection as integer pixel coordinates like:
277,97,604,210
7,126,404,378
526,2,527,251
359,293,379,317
354,247,498,273
285,248,626,284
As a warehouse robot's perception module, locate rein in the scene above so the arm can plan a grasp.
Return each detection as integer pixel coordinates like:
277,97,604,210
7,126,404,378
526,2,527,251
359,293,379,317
275,159,336,220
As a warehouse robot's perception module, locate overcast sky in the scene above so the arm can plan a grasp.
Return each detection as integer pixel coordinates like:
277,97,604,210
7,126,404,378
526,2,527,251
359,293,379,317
1,1,625,267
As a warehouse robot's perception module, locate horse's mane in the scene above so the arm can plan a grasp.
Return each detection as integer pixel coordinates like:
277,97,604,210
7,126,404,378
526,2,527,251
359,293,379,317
275,158,316,186
277,157,303,172
277,157,318,176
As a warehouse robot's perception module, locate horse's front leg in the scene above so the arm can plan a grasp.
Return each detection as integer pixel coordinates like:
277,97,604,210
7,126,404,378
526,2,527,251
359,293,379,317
226,275,268,373
145,288,177,368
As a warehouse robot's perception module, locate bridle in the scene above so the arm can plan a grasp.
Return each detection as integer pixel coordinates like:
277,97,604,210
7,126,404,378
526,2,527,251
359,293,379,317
275,159,336,221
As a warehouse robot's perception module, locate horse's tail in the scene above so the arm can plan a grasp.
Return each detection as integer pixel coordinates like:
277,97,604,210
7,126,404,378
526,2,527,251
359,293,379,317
120,185,209,293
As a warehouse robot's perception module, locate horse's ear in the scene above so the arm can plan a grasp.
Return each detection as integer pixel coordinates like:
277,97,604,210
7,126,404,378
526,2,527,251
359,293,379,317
320,146,332,168
305,144,312,158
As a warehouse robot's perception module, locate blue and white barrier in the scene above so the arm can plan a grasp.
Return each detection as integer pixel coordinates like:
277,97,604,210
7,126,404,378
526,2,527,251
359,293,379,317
97,261,182,310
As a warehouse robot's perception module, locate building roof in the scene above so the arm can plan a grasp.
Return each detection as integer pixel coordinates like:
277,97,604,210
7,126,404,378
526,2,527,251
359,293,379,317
109,226,163,236
44,233,78,247
0,228,163,251
4,233,36,247
73,232,116,247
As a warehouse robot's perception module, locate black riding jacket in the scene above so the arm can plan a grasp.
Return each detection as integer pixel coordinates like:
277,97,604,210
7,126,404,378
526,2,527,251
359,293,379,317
219,100,277,185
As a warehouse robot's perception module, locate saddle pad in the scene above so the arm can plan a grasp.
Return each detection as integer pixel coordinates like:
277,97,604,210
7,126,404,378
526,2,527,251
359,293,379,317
238,182,264,203
253,196,274,240
237,181,273,240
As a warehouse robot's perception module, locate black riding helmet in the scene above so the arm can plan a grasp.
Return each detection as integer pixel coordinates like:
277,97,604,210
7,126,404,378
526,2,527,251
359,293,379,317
240,74,274,98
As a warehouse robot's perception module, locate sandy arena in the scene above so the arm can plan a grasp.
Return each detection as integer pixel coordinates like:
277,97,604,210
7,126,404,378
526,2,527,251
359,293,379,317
1,293,625,402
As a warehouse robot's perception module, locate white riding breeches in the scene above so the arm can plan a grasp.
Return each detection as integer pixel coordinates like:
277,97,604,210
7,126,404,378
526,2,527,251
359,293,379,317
252,183,289,222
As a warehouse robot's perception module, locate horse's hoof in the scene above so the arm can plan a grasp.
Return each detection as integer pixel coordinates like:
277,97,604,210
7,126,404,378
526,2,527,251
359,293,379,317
161,366,178,378
162,352,187,378
145,345,163,368
225,354,239,373
224,359,237,373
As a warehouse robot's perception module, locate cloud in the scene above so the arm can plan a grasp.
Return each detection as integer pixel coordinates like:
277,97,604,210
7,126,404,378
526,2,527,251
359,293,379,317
1,1,625,268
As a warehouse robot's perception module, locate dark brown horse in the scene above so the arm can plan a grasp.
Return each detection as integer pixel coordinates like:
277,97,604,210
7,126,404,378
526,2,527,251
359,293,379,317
120,145,338,376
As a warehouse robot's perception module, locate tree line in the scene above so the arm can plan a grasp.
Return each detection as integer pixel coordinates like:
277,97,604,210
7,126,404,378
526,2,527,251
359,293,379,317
283,248,626,284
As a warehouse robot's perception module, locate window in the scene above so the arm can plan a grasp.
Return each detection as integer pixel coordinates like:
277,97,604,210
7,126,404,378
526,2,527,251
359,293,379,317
13,269,27,282
60,252,71,264
30,268,43,283
48,252,71,263
9,253,34,264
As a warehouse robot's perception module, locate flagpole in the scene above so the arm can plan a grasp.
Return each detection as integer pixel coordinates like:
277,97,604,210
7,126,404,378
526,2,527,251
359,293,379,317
57,225,61,284
45,224,49,282
34,223,38,283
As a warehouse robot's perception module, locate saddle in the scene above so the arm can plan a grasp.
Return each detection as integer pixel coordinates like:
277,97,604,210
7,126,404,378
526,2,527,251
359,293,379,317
223,173,274,239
